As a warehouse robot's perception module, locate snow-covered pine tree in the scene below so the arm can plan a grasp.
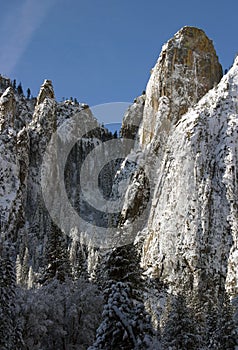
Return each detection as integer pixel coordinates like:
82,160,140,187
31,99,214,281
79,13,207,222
0,243,23,349
91,244,156,349
189,287,237,349
161,293,199,350
69,234,91,280
40,222,71,284
202,292,236,349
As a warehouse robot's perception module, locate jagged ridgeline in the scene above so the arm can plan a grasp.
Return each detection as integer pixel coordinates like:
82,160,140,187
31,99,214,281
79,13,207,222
0,26,238,349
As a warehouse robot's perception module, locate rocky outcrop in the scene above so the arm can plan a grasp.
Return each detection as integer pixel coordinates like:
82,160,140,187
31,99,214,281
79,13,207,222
139,26,223,146
0,87,16,131
120,94,145,140
108,28,238,347
0,83,35,241
0,75,11,93
0,75,116,277
118,27,223,229
141,57,238,294
36,79,55,106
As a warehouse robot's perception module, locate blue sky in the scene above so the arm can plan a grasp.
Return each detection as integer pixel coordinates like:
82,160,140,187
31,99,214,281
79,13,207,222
0,0,237,122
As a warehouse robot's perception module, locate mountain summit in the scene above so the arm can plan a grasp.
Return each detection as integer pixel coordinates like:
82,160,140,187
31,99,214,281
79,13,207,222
140,26,223,145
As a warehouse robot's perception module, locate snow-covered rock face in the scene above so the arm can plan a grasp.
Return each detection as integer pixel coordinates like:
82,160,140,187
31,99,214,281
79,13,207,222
117,28,238,312
141,56,238,297
0,75,116,276
0,87,16,131
139,26,223,147
121,94,146,140
118,27,223,233
0,75,11,94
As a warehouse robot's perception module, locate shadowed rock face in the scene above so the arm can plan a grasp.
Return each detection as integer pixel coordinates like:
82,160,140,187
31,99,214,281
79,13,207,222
140,26,223,146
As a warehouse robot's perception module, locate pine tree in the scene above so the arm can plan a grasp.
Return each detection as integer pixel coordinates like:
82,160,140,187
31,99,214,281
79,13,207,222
90,281,137,349
204,293,237,349
91,244,156,349
105,244,142,285
69,238,88,279
0,243,23,349
12,79,16,90
17,83,24,96
162,294,199,350
191,289,237,349
26,88,31,99
40,222,71,284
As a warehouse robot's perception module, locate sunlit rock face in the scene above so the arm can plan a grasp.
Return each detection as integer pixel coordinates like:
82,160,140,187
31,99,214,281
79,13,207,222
0,87,16,131
139,26,223,147
120,27,238,299
141,57,238,296
36,79,55,106
114,28,238,347
118,26,223,230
